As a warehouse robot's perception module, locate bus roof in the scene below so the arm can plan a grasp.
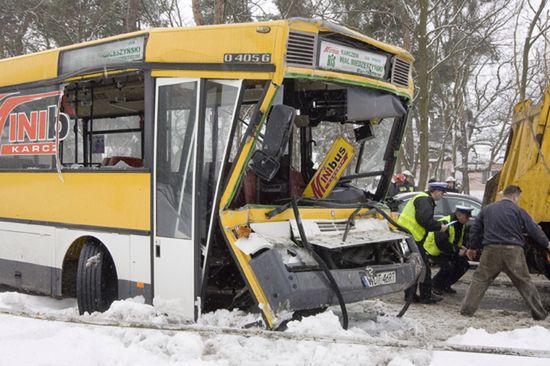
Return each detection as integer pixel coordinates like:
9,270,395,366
0,18,414,95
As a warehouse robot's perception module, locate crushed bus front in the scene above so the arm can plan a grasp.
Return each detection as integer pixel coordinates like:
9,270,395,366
207,54,424,328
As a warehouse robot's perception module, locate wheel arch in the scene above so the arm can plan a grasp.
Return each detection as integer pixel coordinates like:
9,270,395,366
61,235,119,298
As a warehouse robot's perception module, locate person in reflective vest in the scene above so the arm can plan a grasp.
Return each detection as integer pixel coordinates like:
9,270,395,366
424,206,473,295
397,182,449,304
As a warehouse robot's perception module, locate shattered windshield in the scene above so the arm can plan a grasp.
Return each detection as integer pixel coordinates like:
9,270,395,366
310,118,396,195
238,78,406,207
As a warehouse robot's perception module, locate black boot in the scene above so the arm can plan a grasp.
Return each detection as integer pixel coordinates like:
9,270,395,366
443,286,457,294
420,293,443,304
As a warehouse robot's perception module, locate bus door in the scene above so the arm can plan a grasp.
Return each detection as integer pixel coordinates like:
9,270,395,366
154,78,242,320
154,78,200,320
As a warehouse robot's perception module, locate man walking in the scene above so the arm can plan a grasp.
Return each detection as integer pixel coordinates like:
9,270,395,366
461,185,550,320
424,206,473,295
398,182,449,304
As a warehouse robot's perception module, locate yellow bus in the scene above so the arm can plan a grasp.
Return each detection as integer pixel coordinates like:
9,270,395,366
0,18,421,329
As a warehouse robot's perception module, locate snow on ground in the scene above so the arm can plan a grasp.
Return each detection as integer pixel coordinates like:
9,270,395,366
1,278,550,366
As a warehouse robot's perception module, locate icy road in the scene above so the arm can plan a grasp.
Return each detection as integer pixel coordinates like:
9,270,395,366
0,271,549,366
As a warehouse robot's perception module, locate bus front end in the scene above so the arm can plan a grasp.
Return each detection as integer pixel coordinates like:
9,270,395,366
211,19,424,328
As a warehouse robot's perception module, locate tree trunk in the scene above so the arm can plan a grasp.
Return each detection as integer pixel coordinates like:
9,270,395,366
192,0,204,25
213,0,226,24
416,0,430,190
125,0,140,32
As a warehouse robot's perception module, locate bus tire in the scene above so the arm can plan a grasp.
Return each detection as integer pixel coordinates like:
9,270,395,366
76,240,118,315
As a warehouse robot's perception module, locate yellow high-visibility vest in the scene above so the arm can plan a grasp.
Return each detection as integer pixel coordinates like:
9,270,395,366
397,192,430,242
423,215,465,256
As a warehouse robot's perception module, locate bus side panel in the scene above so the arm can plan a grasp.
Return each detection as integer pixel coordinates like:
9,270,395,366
0,221,55,295
54,229,152,302
146,25,280,65
129,234,152,302
0,172,150,231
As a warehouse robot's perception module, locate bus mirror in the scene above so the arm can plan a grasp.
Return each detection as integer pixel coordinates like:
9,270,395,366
249,104,296,181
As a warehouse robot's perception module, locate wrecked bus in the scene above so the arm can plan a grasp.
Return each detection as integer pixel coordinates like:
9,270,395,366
0,19,422,329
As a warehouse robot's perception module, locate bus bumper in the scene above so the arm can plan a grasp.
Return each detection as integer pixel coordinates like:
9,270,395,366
249,249,423,315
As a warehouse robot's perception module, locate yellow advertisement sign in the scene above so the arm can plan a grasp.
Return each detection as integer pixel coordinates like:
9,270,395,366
303,136,355,198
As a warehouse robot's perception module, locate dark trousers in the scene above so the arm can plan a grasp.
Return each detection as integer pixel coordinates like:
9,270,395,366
431,254,469,290
461,245,547,320
405,241,433,299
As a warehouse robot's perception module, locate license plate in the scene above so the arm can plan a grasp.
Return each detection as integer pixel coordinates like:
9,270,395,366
361,270,396,287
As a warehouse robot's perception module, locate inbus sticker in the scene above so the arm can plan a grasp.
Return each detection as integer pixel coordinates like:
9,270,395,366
0,90,70,156
303,136,355,199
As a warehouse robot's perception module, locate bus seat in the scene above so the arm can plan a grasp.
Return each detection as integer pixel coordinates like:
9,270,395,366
243,170,259,204
289,169,305,197
103,156,143,168
237,167,304,206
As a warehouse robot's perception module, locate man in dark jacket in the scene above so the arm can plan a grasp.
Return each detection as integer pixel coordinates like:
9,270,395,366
388,172,415,197
425,206,473,295
460,185,550,320
398,182,449,304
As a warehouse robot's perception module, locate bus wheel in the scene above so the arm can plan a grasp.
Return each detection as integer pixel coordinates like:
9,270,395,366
76,240,118,315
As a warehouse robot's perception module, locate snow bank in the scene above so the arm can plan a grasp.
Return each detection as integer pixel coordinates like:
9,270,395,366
1,291,549,366
432,327,550,366
448,326,550,351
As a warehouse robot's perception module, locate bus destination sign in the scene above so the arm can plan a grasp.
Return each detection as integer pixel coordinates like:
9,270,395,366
59,36,145,74
318,40,387,79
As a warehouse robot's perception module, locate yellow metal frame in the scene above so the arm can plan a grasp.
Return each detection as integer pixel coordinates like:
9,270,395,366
497,85,550,224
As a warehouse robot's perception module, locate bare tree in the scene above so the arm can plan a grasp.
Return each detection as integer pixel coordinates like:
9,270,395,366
191,0,204,25
514,0,549,101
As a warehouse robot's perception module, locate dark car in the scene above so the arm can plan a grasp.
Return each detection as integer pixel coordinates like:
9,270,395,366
390,191,482,219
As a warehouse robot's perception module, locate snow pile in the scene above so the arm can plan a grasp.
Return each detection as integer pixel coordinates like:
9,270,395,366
84,296,174,326
448,326,550,351
0,314,210,366
198,308,262,328
285,310,350,336
0,290,76,315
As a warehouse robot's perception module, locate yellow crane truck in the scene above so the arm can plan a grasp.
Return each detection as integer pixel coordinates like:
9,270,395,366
484,85,550,278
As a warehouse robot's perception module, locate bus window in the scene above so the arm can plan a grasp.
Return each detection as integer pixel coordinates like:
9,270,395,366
61,118,84,166
90,116,143,167
60,75,145,168
228,81,266,162
201,80,242,253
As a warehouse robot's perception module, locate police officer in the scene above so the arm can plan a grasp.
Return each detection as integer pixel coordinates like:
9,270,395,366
424,205,473,295
398,182,449,304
